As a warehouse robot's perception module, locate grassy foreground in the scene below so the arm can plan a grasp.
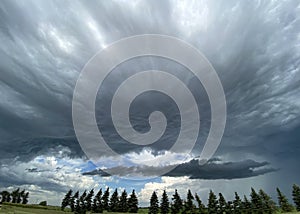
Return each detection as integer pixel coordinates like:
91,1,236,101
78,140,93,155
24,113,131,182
0,203,148,214
0,203,299,214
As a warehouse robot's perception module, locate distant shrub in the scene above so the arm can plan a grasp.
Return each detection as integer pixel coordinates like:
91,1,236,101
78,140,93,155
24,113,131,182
39,201,47,206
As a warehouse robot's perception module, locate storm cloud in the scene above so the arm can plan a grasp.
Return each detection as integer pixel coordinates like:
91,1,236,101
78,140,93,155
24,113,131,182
0,0,299,205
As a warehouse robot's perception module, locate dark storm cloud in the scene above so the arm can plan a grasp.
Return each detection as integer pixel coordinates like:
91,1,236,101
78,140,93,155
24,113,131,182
82,158,277,179
0,0,299,187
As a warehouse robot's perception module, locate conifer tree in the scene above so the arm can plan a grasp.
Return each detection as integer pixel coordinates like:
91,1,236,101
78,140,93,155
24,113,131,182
208,190,218,214
276,187,293,212
218,193,227,214
195,193,206,214
17,189,24,204
102,187,110,211
250,188,263,214
11,188,19,203
22,192,29,205
149,191,159,214
119,189,128,212
85,189,94,211
109,188,119,212
184,189,195,213
292,184,300,211
258,189,275,214
71,191,79,212
233,192,242,214
79,190,87,213
128,189,139,213
61,189,73,211
160,190,170,214
171,189,183,214
242,195,252,214
92,189,103,213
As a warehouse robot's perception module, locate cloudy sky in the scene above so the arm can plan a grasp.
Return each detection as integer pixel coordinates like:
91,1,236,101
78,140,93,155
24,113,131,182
0,0,300,206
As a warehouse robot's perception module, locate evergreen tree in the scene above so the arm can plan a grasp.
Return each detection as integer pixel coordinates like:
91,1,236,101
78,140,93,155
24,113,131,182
195,193,206,214
79,190,87,214
242,195,251,214
233,192,242,214
208,190,218,214
160,190,170,214
85,189,94,211
276,187,293,212
149,191,159,214
17,189,24,204
128,189,139,213
71,191,79,212
1,190,10,203
61,189,73,211
184,189,195,213
102,187,110,211
22,192,29,205
92,189,103,213
171,189,183,214
258,189,275,214
109,188,119,212
250,188,263,214
119,189,128,212
292,184,300,211
11,188,20,203
218,193,227,214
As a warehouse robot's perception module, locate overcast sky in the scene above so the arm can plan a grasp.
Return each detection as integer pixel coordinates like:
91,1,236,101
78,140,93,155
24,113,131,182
0,0,299,206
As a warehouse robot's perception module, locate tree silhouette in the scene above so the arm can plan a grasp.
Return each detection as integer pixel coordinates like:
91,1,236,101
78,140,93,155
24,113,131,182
250,187,263,214
61,189,72,210
85,189,94,211
11,188,19,203
92,189,103,213
149,191,159,214
119,189,128,212
276,187,293,212
218,193,227,214
71,191,79,212
160,190,169,214
102,187,110,211
233,192,242,214
171,189,183,214
258,189,275,214
184,189,195,213
195,193,206,214
208,190,218,214
109,188,119,212
292,184,300,211
128,189,138,213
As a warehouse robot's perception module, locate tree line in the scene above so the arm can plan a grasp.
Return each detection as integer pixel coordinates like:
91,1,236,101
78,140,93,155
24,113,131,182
0,188,29,205
149,184,300,214
61,187,138,214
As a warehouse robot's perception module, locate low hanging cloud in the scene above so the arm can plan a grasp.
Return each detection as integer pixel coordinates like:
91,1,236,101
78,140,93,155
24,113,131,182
82,158,277,179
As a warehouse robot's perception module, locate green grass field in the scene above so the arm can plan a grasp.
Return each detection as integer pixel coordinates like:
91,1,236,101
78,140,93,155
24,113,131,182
0,203,299,214
0,203,148,214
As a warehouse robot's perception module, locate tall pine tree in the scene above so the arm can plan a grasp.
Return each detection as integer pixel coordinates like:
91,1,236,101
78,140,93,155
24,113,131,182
258,189,275,214
292,184,300,211
171,189,183,214
218,193,227,214
119,189,128,212
233,192,242,214
71,191,79,212
61,189,73,211
102,187,110,211
85,189,94,211
149,191,159,214
250,187,263,214
195,193,206,214
109,188,119,212
160,190,170,214
92,189,103,213
128,189,138,213
276,187,293,212
208,190,218,214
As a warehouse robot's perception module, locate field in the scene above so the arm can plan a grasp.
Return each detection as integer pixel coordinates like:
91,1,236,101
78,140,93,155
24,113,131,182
0,203,148,214
0,203,299,214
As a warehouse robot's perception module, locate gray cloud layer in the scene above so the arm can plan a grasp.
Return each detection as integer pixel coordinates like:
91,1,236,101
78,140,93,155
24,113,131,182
0,0,299,196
